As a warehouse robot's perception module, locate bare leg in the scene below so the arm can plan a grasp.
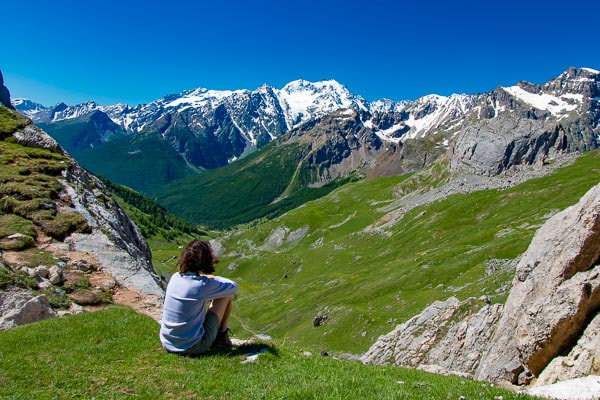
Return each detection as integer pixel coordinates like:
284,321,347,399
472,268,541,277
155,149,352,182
208,296,233,329
220,297,232,330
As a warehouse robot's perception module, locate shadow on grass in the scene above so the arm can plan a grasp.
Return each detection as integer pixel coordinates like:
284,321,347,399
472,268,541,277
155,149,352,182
187,342,280,358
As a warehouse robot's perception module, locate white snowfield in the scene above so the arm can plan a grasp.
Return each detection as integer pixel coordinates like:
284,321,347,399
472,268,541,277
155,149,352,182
501,85,580,116
277,79,368,129
581,67,599,74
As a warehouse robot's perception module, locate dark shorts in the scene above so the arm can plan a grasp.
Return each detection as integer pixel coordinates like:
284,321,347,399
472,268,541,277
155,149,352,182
180,311,220,356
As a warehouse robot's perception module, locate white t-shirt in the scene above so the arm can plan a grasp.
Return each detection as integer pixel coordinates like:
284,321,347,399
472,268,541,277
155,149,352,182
159,272,238,352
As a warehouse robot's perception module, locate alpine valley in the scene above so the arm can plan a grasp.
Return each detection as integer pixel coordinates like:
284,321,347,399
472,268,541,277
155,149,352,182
3,65,600,399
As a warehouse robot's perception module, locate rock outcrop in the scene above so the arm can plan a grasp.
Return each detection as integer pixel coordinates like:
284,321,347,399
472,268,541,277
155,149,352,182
536,313,600,385
523,376,600,400
0,287,56,330
474,183,600,384
60,157,163,295
363,182,600,387
0,70,13,109
361,297,502,377
448,116,566,176
7,112,163,297
449,67,600,176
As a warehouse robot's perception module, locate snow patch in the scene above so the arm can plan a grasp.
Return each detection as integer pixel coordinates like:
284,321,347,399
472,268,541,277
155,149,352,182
502,86,579,116
373,123,406,144
581,67,599,74
277,79,367,128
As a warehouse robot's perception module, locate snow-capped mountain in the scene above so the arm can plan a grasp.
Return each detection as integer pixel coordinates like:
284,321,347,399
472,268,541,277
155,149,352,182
362,93,479,144
277,79,368,128
447,66,600,176
11,98,46,115
14,79,477,156
13,67,600,178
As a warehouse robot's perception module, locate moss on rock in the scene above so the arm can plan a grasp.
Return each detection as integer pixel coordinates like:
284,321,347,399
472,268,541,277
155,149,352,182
40,212,91,240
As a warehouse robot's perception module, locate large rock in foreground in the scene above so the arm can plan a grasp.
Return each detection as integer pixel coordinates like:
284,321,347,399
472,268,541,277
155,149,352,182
475,183,600,384
364,182,600,387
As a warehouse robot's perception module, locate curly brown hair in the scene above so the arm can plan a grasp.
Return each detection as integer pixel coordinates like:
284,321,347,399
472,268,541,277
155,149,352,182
178,240,218,274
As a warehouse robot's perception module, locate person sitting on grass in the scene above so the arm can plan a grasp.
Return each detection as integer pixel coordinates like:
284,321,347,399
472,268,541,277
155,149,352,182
159,239,238,355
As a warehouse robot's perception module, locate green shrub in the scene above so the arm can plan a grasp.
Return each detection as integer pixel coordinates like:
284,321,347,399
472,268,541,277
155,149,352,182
0,268,38,290
40,212,91,240
0,214,36,238
68,288,112,305
40,288,71,309
0,233,35,250
0,106,28,137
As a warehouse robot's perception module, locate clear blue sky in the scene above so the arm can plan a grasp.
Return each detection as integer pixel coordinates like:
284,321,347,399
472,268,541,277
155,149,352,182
2,0,599,106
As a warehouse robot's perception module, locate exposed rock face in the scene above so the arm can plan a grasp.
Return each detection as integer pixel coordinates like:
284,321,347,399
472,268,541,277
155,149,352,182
524,376,600,400
448,116,566,176
11,123,163,296
449,67,600,176
0,287,56,330
0,70,14,109
475,183,600,384
361,297,502,377
536,313,600,385
12,125,63,152
281,109,441,187
363,182,600,387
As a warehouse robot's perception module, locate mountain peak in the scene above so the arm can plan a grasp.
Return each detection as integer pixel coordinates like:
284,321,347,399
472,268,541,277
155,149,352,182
281,79,346,93
580,67,599,75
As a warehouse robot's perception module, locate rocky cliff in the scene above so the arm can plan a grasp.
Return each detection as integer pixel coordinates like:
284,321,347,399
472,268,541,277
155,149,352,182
0,70,13,109
363,181,600,388
448,67,600,176
0,95,163,330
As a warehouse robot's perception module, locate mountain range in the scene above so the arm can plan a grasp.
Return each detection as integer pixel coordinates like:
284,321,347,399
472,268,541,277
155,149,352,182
13,67,600,228
13,79,476,171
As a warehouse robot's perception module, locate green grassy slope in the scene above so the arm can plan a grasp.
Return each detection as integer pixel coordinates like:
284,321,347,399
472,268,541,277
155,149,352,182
0,306,529,399
0,108,92,245
75,134,196,193
0,107,28,137
154,140,357,229
204,151,600,354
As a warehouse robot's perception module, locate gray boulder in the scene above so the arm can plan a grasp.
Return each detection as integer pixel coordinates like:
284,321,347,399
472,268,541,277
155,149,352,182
475,183,600,383
536,313,600,386
48,265,63,285
0,287,56,330
362,297,502,376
